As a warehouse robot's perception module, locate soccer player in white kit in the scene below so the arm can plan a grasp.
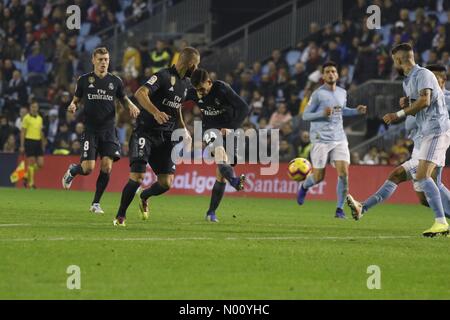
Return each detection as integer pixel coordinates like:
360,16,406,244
298,61,367,218
382,44,450,237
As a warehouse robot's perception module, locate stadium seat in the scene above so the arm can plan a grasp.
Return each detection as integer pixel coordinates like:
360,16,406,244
80,22,91,37
261,63,270,75
45,63,53,74
421,50,430,63
116,11,126,25
379,25,392,46
13,60,28,78
285,50,301,67
437,11,448,23
84,36,102,52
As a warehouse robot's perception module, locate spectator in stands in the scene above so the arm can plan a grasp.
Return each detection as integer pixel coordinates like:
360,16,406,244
298,87,313,115
268,102,292,129
71,122,84,143
293,131,312,160
279,139,295,162
5,70,28,114
258,117,268,130
362,146,380,165
291,62,308,93
274,67,291,102
351,151,362,165
338,65,351,89
382,0,399,25
0,114,17,148
170,39,188,66
149,39,171,74
287,92,301,116
125,0,150,27
1,59,17,83
45,108,59,152
249,90,264,126
27,44,47,87
23,32,36,58
52,138,70,155
268,49,288,70
0,70,5,113
261,95,277,120
2,133,16,153
38,32,54,62
14,106,28,131
251,61,262,87
54,122,71,151
70,140,81,155
2,36,22,60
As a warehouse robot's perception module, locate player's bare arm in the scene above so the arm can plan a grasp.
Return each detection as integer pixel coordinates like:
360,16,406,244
399,96,410,108
68,96,80,113
383,89,431,124
178,106,192,149
134,85,170,124
118,96,140,119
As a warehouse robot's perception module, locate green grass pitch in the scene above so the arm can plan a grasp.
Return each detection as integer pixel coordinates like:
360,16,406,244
0,187,449,299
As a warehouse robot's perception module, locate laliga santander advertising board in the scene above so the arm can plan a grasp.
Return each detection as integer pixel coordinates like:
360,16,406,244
18,155,450,204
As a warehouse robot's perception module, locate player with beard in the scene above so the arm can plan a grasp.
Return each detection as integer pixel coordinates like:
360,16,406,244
184,68,249,222
347,63,450,230
379,43,450,236
114,47,200,226
298,61,367,218
62,47,140,214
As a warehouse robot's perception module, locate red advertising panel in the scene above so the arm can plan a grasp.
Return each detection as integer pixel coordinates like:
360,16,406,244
16,155,450,204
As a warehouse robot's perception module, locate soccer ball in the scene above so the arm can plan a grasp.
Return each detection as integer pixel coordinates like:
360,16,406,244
287,158,312,182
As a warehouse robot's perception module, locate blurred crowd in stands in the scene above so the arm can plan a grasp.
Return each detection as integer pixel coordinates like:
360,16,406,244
0,0,449,165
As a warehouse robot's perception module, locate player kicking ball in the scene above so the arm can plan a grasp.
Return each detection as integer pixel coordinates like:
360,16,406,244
62,47,140,214
297,61,367,218
347,63,450,235
114,47,200,226
185,68,249,222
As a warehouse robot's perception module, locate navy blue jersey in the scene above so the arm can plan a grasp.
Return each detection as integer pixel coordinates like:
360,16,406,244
137,66,190,132
75,72,125,131
185,80,249,130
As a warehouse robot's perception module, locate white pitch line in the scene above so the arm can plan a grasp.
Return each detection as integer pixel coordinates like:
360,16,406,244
0,235,417,242
0,224,30,227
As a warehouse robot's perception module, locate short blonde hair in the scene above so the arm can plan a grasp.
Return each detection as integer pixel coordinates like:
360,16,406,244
92,47,109,57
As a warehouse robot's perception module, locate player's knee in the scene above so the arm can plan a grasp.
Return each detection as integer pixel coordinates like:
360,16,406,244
314,171,325,182
101,165,112,174
420,198,429,207
130,173,145,184
388,169,404,184
158,179,173,190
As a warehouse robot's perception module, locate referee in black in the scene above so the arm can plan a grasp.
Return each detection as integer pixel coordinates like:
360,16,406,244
114,47,200,226
62,47,140,214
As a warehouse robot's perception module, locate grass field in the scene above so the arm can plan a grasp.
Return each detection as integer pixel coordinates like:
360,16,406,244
0,187,449,300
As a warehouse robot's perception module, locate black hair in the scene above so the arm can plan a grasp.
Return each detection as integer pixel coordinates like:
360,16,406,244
190,68,210,87
426,64,447,73
321,61,338,72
